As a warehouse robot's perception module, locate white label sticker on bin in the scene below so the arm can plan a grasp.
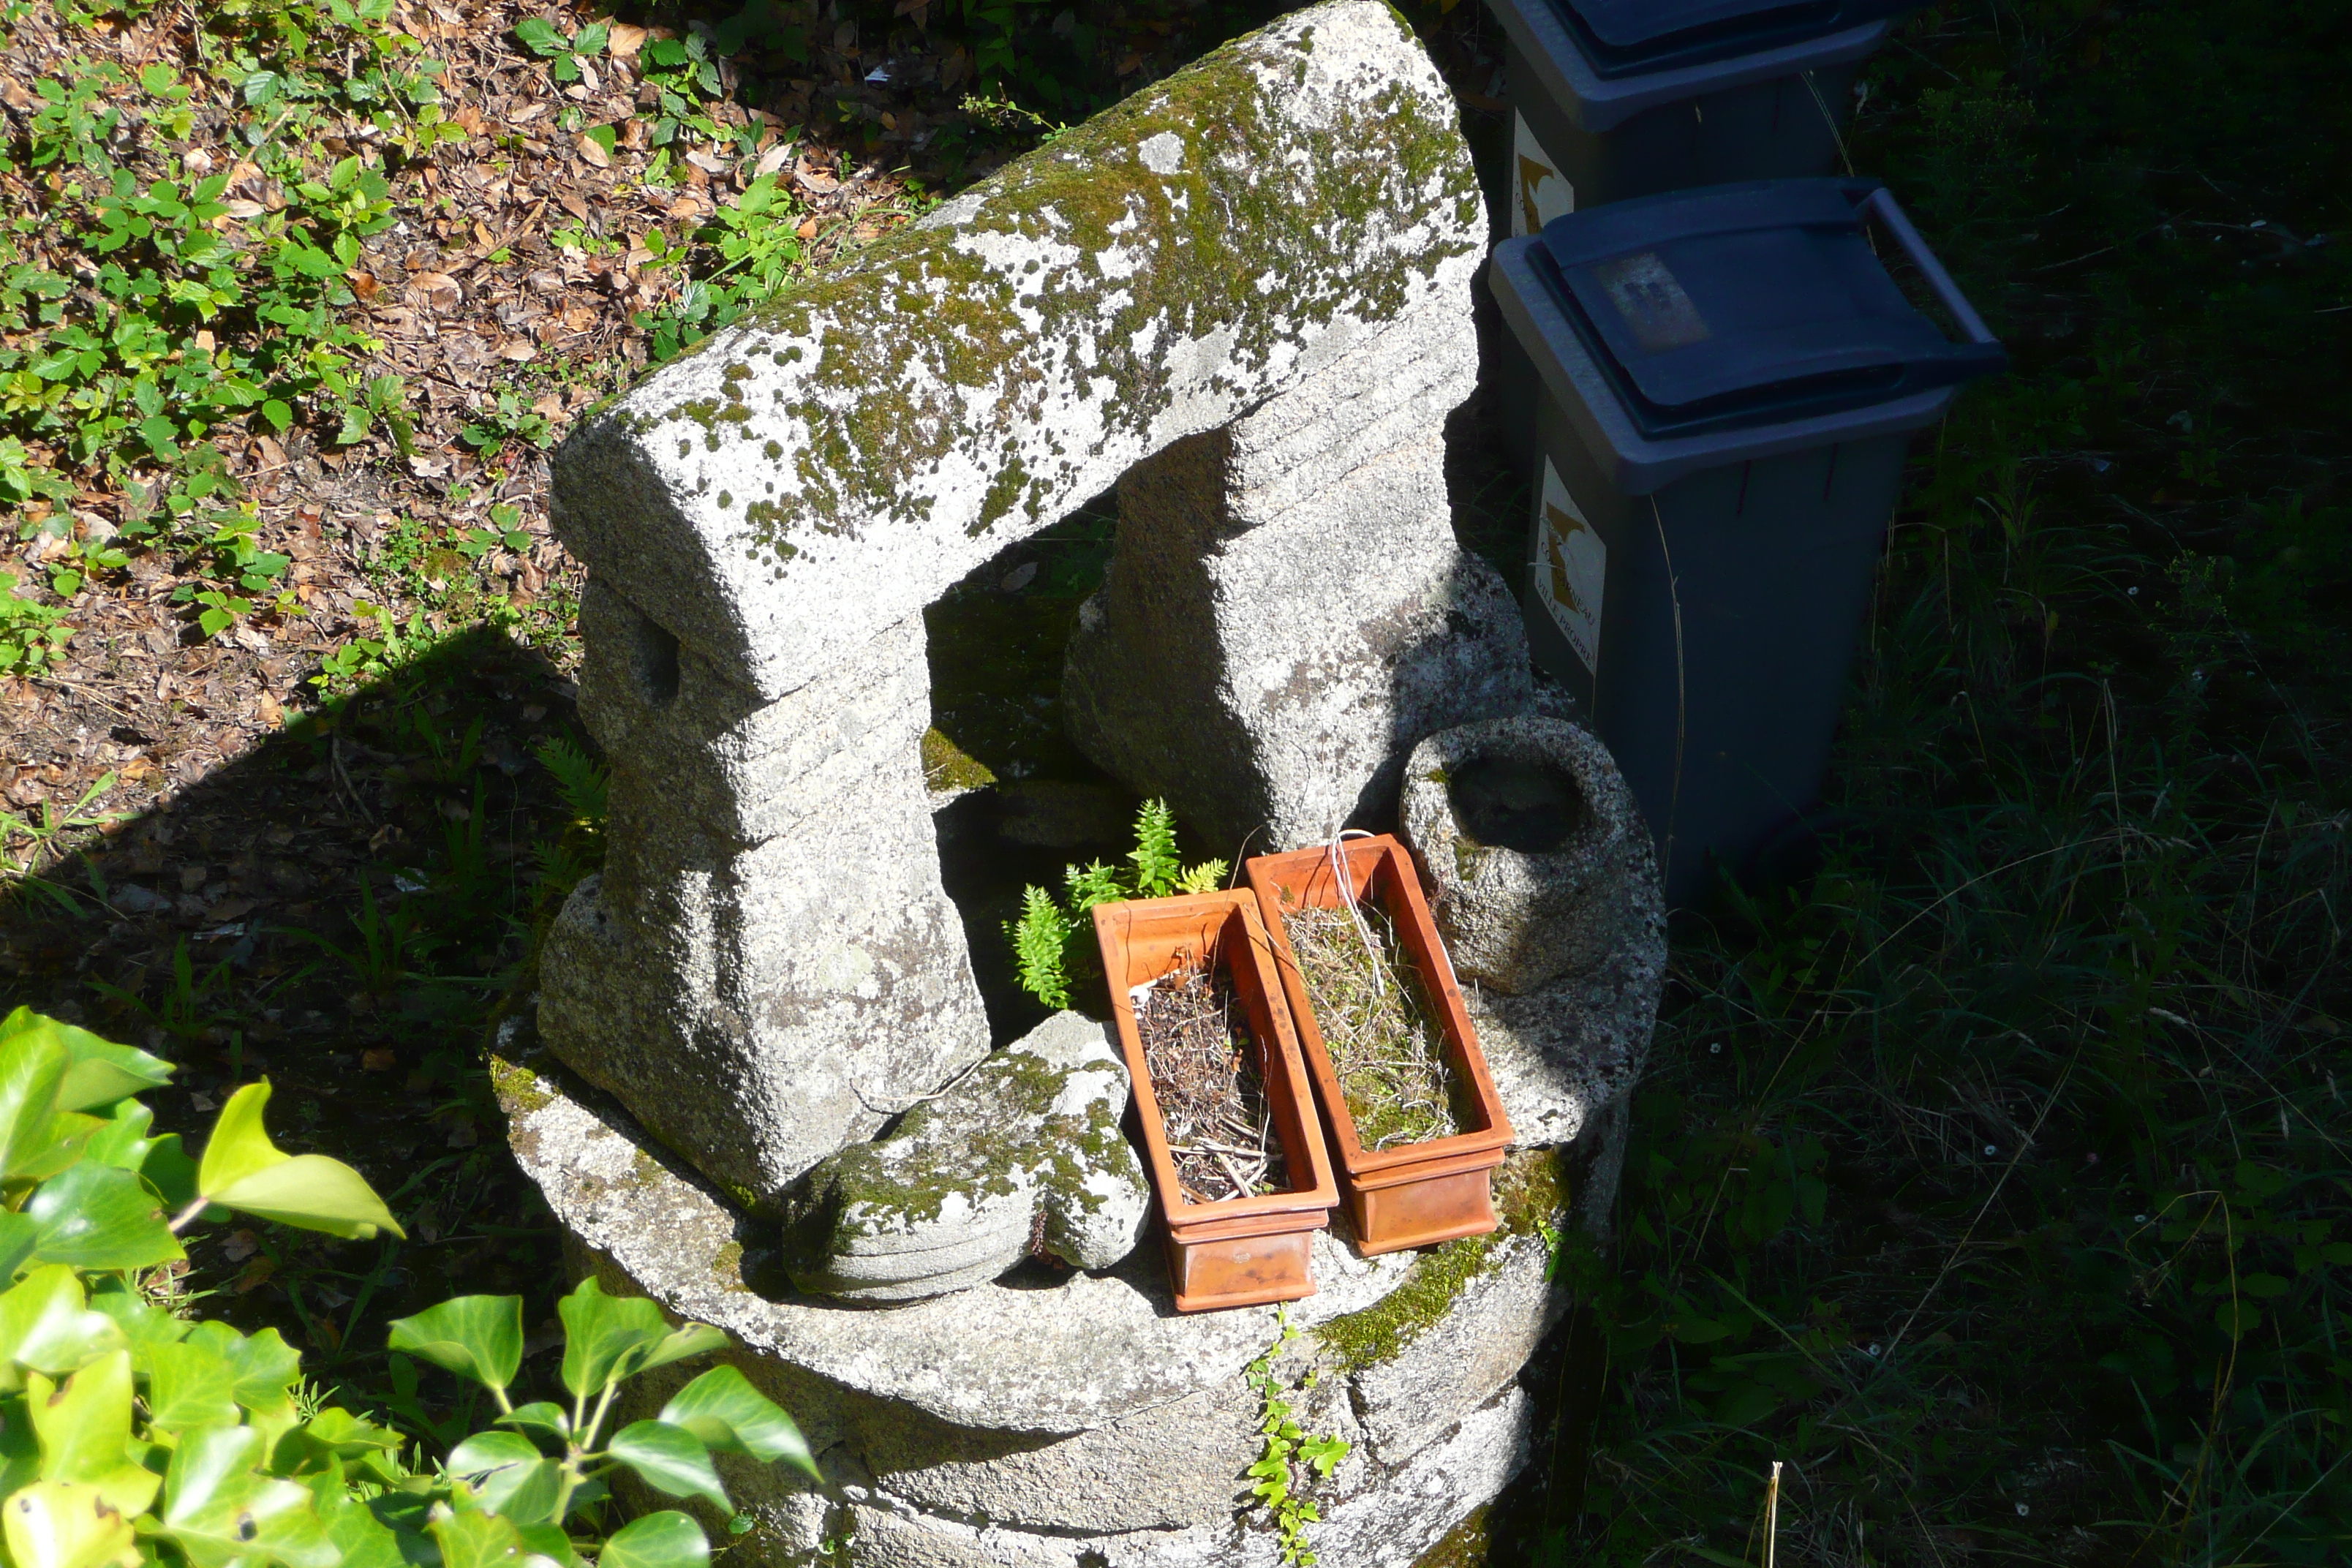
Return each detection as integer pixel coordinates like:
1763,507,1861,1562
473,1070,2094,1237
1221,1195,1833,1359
1512,110,1575,238
1537,459,1605,674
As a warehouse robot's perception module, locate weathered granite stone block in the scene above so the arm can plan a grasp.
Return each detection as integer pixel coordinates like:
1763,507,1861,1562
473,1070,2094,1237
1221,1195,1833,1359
539,0,1521,1202
1061,311,1532,850
1400,716,1668,1148
776,1011,1149,1301
506,1033,1554,1566
540,590,988,1205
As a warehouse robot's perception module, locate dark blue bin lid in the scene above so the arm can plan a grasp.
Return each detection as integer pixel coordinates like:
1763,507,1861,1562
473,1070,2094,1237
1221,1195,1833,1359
1554,0,1915,77
1530,178,2008,440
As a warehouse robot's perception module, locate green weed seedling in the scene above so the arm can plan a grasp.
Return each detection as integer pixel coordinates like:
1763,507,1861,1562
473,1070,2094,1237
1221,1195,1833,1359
1244,1306,1349,1566
1005,798,1226,1010
513,15,609,85
0,567,76,673
459,389,555,456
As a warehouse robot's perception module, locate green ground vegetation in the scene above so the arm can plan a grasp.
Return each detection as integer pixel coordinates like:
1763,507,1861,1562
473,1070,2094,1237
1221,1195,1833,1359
1488,0,2352,1563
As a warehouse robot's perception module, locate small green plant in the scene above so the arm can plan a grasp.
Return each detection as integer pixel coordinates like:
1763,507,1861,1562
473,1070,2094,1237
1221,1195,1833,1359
0,569,75,673
530,736,610,900
1243,1306,1349,1565
513,15,609,85
459,390,554,456
1004,799,1226,1009
168,506,298,637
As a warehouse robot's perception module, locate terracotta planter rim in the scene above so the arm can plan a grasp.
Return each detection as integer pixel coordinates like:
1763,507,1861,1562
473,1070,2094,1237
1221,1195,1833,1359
1093,892,1338,1226
1245,837,1515,1172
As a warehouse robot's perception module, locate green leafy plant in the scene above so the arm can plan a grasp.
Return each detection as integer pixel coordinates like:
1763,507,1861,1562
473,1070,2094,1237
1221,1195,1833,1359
513,16,609,84
458,391,554,456
1004,799,1226,1010
168,508,296,638
633,175,808,365
0,1008,820,1568
0,570,75,674
1243,1306,1349,1566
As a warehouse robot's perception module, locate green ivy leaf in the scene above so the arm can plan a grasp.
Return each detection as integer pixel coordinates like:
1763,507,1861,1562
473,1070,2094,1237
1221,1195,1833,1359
86,1284,190,1365
0,1028,72,1183
598,1511,708,1568
157,1425,332,1568
445,1431,562,1525
21,1164,181,1273
493,1402,569,1444
606,1421,728,1511
556,1280,723,1399
0,1267,126,1383
26,1353,160,1518
304,1469,413,1568
426,1504,525,1568
385,1295,520,1393
143,1341,241,1432
658,1365,818,1478
195,1082,403,1240
184,1323,302,1414
0,1479,139,1568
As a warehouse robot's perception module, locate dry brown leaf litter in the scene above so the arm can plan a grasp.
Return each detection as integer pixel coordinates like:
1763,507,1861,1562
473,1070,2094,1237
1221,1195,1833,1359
1134,950,1287,1204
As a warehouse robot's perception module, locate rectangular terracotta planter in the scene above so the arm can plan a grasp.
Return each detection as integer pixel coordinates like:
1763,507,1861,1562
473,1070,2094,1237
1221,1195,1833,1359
1245,835,1515,1255
1093,889,1338,1313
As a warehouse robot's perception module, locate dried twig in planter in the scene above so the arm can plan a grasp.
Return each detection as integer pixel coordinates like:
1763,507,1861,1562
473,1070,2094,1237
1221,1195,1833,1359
1134,950,1289,1203
1280,898,1465,1150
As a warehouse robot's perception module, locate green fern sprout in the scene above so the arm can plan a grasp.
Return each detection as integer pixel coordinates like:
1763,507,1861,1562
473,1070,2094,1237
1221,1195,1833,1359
535,735,609,828
1010,886,1075,1009
1004,799,1229,1009
1129,797,1183,896
532,736,611,900
1177,858,1230,894
1066,859,1123,912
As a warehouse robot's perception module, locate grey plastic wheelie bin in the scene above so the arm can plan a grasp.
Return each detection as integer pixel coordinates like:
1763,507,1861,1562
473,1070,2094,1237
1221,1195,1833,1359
1487,178,2004,906
1485,0,1914,235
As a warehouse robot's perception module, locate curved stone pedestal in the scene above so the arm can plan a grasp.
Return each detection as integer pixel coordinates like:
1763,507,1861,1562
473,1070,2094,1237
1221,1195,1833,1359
495,1017,1628,1567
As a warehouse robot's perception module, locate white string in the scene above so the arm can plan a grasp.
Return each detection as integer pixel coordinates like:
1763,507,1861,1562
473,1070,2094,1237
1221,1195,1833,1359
1326,826,1384,998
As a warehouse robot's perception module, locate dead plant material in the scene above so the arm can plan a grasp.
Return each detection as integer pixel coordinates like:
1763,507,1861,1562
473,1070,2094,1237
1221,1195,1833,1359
1134,949,1288,1204
1280,897,1465,1150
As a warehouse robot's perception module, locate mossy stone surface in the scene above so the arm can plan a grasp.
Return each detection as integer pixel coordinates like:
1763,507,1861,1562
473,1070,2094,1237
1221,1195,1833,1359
549,0,1483,704
773,1010,1151,1301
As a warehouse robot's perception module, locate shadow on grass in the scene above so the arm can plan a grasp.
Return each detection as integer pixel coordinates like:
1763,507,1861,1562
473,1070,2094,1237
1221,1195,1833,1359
0,623,584,1424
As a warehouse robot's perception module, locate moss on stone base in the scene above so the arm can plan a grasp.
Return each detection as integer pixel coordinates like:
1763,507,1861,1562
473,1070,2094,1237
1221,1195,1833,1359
1315,1147,1572,1373
921,725,998,794
489,1052,554,1116
1411,1503,1491,1567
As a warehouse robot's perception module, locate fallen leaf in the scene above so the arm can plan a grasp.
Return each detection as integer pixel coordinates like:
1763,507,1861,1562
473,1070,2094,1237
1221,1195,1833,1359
361,1048,396,1071
410,271,462,311
755,140,794,176
794,154,840,193
577,132,609,168
233,1256,276,1294
222,1229,260,1262
495,336,537,362
224,197,266,219
606,21,647,56
557,190,591,224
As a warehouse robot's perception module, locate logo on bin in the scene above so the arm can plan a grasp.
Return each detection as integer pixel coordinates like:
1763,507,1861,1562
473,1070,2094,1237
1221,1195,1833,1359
1512,111,1575,238
1537,459,1604,673
1592,252,1712,353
